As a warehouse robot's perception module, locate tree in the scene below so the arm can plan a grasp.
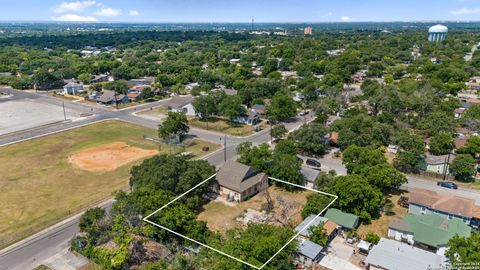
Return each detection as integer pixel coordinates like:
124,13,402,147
274,139,298,156
417,111,457,136
394,150,424,174
266,92,297,121
139,87,154,100
364,232,380,244
314,170,337,189
104,80,129,94
357,164,407,192
327,175,383,222
271,124,287,141
205,224,297,270
269,153,304,190
78,73,92,84
236,142,272,172
446,233,480,264
290,123,328,155
342,145,387,174
218,95,246,119
32,69,64,90
301,194,333,219
79,207,107,241
158,112,190,143
192,94,217,120
429,131,454,155
449,154,477,182
308,224,328,246
457,136,480,158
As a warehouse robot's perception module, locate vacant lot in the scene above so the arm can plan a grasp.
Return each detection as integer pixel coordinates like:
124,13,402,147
198,186,313,233
357,193,408,238
0,120,219,248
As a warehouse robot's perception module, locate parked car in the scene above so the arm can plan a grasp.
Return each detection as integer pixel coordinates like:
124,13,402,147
299,110,309,116
306,158,321,169
437,181,458,189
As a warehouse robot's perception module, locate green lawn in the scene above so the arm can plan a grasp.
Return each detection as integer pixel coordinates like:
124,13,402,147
0,120,219,249
190,116,265,137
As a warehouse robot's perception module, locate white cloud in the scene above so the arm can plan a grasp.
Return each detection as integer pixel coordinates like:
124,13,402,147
129,10,140,16
53,1,97,13
340,16,353,21
94,7,122,17
450,7,480,15
51,13,97,21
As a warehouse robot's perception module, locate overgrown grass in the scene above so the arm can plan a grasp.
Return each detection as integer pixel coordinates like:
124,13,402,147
190,116,262,137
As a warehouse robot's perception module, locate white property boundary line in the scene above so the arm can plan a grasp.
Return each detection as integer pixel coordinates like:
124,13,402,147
143,174,338,270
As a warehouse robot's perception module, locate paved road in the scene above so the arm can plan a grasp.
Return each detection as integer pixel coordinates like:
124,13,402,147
0,89,314,269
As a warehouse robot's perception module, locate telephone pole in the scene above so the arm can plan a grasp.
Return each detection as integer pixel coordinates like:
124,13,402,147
62,101,67,121
224,135,227,162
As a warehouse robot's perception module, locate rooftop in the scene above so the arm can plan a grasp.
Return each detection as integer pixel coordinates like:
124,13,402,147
365,238,447,270
324,208,359,229
294,214,329,238
297,239,323,260
409,188,479,218
389,214,471,248
216,161,267,193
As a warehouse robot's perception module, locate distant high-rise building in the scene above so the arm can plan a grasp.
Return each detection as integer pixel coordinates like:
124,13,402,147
428,24,448,42
304,26,313,35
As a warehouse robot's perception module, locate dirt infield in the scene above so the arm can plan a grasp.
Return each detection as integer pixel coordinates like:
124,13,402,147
69,141,158,171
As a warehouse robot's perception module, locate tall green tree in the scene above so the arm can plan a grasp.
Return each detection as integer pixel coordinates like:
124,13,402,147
449,154,477,182
158,112,190,142
446,233,480,263
429,131,454,155
266,92,297,121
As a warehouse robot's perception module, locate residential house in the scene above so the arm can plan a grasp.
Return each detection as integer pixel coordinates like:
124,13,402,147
97,90,128,105
127,92,141,102
91,74,113,84
186,82,199,90
295,239,323,268
388,214,471,255
324,208,359,230
422,154,454,175
364,238,448,270
215,161,268,202
167,96,196,116
295,214,338,242
251,104,266,115
63,82,85,95
128,77,155,86
301,167,321,188
229,58,241,65
232,111,260,126
408,188,480,228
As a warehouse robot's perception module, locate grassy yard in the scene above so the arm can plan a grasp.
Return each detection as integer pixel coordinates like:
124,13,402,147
197,186,313,233
190,116,265,137
0,120,219,249
137,105,169,117
357,193,408,238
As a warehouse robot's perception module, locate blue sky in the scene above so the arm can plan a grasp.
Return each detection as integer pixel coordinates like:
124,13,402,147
2,0,480,22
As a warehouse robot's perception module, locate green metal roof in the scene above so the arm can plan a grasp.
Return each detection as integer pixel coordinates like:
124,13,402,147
401,214,471,248
324,208,359,229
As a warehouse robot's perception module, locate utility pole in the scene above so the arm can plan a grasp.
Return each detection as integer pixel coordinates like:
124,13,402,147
443,151,452,180
114,91,119,110
224,134,227,162
62,101,67,121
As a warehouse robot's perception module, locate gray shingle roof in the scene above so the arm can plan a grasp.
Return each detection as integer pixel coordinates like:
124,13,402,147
297,239,323,260
294,214,328,238
168,96,194,109
365,238,447,270
216,161,266,193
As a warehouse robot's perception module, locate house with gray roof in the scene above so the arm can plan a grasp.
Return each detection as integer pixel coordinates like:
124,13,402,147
63,81,85,96
216,161,268,202
97,90,128,105
295,239,323,268
167,96,196,116
364,238,448,270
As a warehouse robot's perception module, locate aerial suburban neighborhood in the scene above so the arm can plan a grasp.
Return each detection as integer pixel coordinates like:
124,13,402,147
0,1,480,270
